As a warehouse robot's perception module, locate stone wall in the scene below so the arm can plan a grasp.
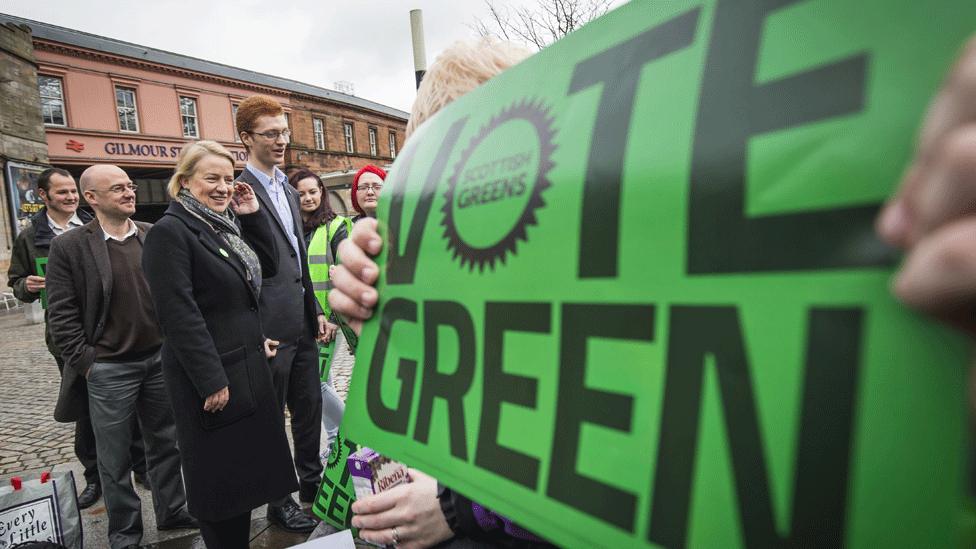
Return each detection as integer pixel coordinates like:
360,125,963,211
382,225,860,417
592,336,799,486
0,23,50,273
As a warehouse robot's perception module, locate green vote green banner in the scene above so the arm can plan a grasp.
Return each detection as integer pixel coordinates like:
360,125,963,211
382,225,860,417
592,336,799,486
311,431,358,532
342,1,976,547
35,257,48,309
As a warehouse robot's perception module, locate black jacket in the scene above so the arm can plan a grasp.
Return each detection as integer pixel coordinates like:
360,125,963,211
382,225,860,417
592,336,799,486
8,208,94,358
237,168,321,343
142,201,297,521
46,217,152,422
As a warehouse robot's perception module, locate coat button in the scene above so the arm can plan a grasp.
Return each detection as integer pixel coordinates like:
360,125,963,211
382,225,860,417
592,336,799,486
290,252,296,258
294,278,301,283
250,306,257,312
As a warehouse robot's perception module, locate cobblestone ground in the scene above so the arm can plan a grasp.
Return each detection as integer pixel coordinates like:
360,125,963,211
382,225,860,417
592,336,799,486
0,308,357,477
0,310,76,475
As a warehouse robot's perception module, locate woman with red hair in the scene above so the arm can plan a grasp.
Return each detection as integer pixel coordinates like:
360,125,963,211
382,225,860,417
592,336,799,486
350,165,386,222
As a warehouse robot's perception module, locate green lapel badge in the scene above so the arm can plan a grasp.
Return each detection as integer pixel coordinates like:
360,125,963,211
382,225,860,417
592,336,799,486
219,248,229,258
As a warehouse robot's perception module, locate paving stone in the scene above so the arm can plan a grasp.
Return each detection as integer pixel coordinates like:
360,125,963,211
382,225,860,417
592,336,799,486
0,305,358,548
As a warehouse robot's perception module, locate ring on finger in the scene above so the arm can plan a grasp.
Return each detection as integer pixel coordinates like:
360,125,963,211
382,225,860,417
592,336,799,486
392,526,400,546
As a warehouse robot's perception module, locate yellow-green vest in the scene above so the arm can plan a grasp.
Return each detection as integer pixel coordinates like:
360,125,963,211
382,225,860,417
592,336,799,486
308,215,351,320
309,215,351,381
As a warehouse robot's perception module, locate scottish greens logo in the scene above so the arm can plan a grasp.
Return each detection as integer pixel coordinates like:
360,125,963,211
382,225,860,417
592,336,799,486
440,99,556,272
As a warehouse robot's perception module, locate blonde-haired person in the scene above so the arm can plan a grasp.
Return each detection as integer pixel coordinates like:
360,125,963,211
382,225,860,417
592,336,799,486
143,140,297,548
406,39,531,138
327,41,550,548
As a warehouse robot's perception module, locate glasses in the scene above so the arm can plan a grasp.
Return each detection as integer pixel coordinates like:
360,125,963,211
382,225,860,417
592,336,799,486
357,184,383,193
248,129,291,142
92,183,138,195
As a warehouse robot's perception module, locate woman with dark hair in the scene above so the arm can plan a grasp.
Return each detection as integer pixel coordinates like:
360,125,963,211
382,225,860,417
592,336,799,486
288,168,349,452
350,165,386,222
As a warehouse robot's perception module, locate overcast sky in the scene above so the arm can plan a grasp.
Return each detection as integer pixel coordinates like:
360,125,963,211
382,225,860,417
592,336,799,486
0,0,626,113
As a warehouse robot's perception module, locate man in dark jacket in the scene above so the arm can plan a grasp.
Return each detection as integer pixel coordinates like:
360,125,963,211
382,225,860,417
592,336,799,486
46,164,195,549
235,95,323,533
7,167,147,509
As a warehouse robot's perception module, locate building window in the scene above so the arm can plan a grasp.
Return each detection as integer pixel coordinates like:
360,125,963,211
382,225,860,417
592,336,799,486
368,127,378,156
344,122,354,153
284,112,291,128
39,76,66,126
313,118,325,150
179,96,199,138
115,87,139,132
389,131,397,159
232,104,240,142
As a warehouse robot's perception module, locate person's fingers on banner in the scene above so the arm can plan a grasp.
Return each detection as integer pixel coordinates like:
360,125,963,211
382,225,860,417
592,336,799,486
915,36,976,165
329,265,377,321
878,35,976,332
909,125,976,242
335,238,380,288
894,218,976,324
879,35,976,247
349,216,384,257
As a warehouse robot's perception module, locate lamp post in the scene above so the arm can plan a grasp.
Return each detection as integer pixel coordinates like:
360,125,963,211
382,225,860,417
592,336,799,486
410,9,427,89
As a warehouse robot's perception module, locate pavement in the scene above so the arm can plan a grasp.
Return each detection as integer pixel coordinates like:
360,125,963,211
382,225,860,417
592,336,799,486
0,306,358,548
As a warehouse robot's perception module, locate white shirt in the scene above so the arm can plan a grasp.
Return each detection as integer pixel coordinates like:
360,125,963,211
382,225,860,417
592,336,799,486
48,212,84,236
102,219,138,242
246,163,302,271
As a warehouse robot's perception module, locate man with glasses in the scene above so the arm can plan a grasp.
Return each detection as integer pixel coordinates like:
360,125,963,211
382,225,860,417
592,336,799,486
234,95,322,533
8,167,150,511
47,164,196,549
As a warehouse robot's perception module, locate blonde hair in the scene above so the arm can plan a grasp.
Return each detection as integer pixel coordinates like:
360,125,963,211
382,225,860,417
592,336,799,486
406,39,531,140
167,141,236,199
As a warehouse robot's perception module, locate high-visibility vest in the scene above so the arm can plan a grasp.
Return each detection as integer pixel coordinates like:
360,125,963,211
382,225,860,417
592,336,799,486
308,215,352,318
308,215,351,381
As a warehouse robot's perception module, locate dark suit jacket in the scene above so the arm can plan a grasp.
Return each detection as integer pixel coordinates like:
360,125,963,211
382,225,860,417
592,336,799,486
236,167,320,343
143,201,297,520
46,218,153,422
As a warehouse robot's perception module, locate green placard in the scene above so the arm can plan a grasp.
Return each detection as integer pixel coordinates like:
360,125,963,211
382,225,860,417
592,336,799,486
311,431,359,531
35,256,48,309
319,340,336,383
342,1,975,547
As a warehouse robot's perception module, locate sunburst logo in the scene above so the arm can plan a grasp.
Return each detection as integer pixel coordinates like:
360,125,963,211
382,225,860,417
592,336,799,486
326,434,344,470
440,99,557,272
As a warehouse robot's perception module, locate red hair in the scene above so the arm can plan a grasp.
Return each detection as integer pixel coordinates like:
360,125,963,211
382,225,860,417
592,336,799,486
236,95,284,145
351,165,387,215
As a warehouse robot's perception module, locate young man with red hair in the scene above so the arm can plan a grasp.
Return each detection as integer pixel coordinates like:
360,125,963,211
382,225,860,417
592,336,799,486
235,94,323,533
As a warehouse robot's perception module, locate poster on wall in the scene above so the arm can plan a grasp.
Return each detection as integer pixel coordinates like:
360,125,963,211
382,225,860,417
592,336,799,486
5,161,48,235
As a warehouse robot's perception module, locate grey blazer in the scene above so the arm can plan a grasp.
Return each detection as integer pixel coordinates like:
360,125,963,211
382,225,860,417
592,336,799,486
46,218,153,422
236,168,320,343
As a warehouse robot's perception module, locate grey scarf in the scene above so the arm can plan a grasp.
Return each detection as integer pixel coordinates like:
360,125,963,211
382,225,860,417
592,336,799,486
177,188,262,296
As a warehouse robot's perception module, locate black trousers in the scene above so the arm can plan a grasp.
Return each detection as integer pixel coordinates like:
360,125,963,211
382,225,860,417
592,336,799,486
199,511,251,549
269,335,323,500
56,355,147,485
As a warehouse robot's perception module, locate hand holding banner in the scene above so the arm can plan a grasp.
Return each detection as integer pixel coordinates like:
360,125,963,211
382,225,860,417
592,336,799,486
343,1,976,546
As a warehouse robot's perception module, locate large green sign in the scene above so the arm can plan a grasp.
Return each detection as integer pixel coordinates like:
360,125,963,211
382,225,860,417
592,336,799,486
343,1,976,547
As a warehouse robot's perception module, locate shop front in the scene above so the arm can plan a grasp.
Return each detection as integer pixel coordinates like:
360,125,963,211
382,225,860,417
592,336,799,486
46,128,248,222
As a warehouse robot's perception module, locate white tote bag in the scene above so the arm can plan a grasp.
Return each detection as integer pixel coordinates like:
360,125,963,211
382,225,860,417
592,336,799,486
0,471,82,549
